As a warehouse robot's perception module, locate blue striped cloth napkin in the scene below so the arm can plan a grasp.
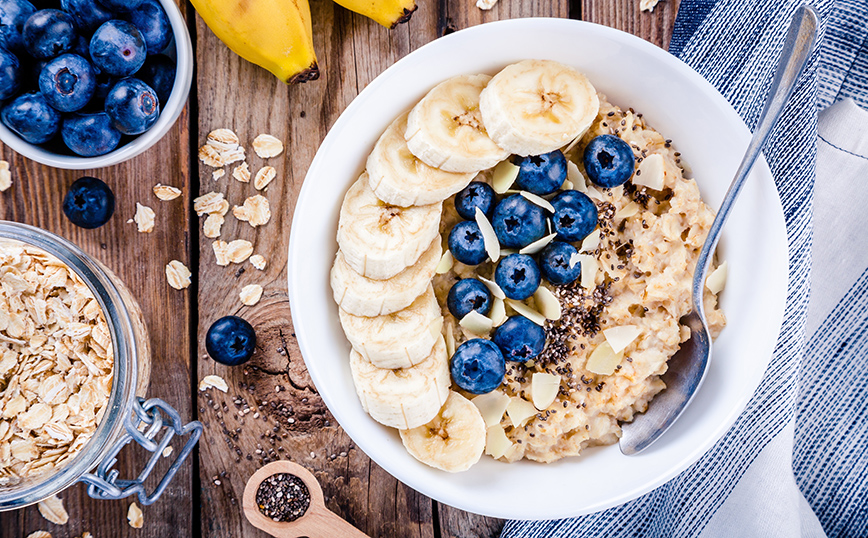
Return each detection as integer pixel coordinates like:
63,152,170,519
502,0,868,536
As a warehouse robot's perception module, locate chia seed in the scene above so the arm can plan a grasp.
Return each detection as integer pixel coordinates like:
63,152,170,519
256,473,311,522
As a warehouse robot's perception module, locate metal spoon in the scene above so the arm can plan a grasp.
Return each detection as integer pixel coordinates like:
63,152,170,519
619,5,819,456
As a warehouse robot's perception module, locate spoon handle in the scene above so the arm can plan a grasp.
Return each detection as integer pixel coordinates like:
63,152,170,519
692,5,818,317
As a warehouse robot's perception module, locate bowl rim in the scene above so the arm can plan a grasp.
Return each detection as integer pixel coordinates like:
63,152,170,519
288,17,788,519
0,0,194,170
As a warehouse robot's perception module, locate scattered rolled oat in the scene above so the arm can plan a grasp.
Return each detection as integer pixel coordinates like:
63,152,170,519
206,128,239,151
226,239,253,263
233,195,271,227
240,284,263,306
0,160,11,191
38,495,68,525
253,134,284,158
165,260,192,290
253,166,276,190
250,254,267,270
639,0,662,11
133,203,155,233
127,502,144,529
153,184,181,200
199,375,228,392
162,446,173,458
476,0,497,9
194,192,226,216
25,531,51,538
198,144,225,168
212,240,230,266
233,162,251,183
80,533,93,538
220,146,246,166
200,129,246,168
203,213,224,239
212,169,226,181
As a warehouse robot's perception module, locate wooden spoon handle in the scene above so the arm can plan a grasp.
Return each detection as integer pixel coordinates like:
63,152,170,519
295,505,370,538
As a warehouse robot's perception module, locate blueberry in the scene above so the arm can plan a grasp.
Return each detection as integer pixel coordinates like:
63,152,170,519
495,253,541,300
0,47,20,100
550,190,597,242
62,176,115,228
104,77,158,134
69,33,88,57
514,150,567,195
450,338,505,395
448,220,487,266
491,194,547,249
124,0,170,54
539,242,581,285
1,91,59,143
492,316,546,362
0,0,36,53
454,181,495,220
91,71,113,100
60,0,112,32
39,53,95,112
136,53,173,104
446,278,492,320
89,19,146,77
206,315,257,366
23,9,75,59
583,134,635,188
62,111,120,156
97,0,144,12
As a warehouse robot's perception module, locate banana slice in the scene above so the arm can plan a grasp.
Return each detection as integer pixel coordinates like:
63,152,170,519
350,336,451,430
338,173,442,280
479,59,600,156
339,284,443,369
331,239,441,317
399,391,486,472
405,74,510,173
367,112,476,206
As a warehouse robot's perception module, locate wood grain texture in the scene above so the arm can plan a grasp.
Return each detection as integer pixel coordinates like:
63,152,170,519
582,0,681,49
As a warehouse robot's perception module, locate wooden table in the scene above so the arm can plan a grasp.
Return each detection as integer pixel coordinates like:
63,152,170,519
0,1,678,536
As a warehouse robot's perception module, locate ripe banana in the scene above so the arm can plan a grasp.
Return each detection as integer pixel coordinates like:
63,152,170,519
405,74,509,173
399,391,486,472
339,283,443,369
338,173,442,280
480,59,600,156
367,113,476,207
350,336,450,430
332,0,417,28
190,0,319,84
331,238,441,317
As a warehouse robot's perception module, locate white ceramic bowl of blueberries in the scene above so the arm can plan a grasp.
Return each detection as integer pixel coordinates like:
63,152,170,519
0,0,192,169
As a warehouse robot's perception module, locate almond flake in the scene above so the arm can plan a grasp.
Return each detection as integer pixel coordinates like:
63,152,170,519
633,153,665,190
198,144,225,168
519,191,555,213
475,207,500,262
253,166,277,190
435,250,453,274
206,128,239,152
485,424,512,458
226,240,253,263
614,201,640,220
586,341,623,376
232,162,251,183
603,325,642,353
506,397,537,428
203,214,224,238
153,184,181,200
534,286,561,320
519,232,557,255
133,203,155,233
199,375,228,392
252,134,284,158
127,502,143,529
492,160,519,193
488,297,507,327
250,254,267,270
459,310,493,335
706,261,728,294
233,195,271,227
472,391,511,427
566,160,587,193
444,322,455,358
479,276,506,300
580,229,601,252
504,299,546,326
194,192,226,216
531,372,560,410
165,260,191,290
0,160,11,191
240,284,263,306
212,169,225,181
38,495,68,525
212,241,230,266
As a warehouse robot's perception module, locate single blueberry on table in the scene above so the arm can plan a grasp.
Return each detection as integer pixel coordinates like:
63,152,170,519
60,0,113,32
450,338,505,395
97,0,144,12
39,53,95,112
492,315,546,362
22,9,75,59
0,46,20,100
447,278,492,320
89,19,146,77
136,53,174,104
540,241,582,285
454,181,496,220
1,91,59,143
448,220,487,266
62,111,121,156
104,77,159,134
62,176,115,229
550,189,598,242
494,253,541,301
124,0,170,54
0,0,36,53
206,315,257,366
514,150,567,195
491,194,547,249
583,134,635,188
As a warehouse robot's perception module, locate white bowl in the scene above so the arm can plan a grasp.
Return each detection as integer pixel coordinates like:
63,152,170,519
0,0,193,170
288,18,788,519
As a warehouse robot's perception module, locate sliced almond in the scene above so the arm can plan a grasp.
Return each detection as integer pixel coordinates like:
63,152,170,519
240,284,263,306
603,325,641,353
531,372,560,410
254,166,277,190
504,299,546,326
633,153,665,191
471,391,511,427
459,310,493,336
534,287,561,320
485,425,513,459
586,341,623,376
435,250,453,274
706,261,728,294
478,276,505,300
614,201,640,220
444,323,455,358
519,232,557,255
566,160,586,193
580,229,600,252
475,207,500,262
199,375,228,392
578,254,598,290
506,397,537,428
492,160,519,193
519,191,555,213
585,185,606,201
488,297,507,327
560,179,574,190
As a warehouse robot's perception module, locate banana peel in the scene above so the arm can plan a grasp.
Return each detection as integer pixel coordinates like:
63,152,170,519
191,0,319,84
333,0,418,28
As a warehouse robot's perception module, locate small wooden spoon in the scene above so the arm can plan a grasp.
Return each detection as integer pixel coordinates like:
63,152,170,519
243,460,370,538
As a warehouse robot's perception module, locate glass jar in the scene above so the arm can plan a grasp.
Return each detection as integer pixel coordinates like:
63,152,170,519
0,221,201,510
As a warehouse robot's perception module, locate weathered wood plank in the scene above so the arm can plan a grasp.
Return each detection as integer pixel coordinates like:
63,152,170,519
582,0,680,49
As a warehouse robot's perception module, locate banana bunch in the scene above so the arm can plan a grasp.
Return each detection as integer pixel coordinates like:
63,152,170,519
192,0,418,84
331,59,600,471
